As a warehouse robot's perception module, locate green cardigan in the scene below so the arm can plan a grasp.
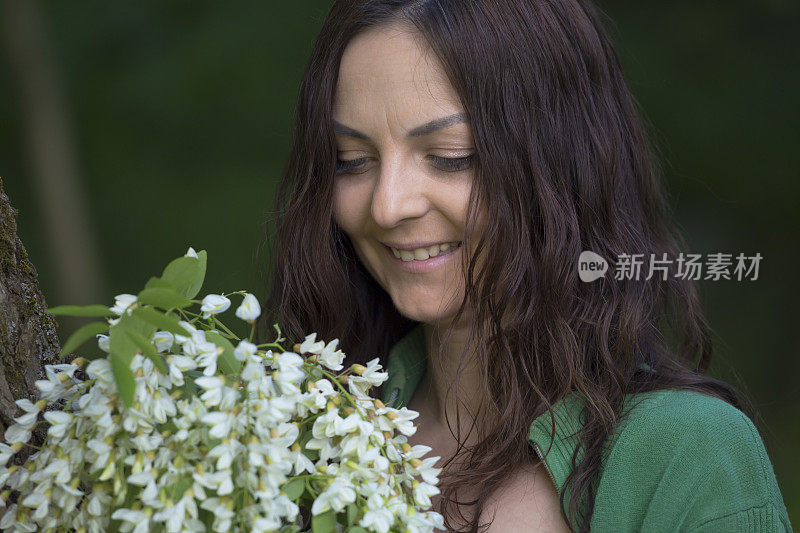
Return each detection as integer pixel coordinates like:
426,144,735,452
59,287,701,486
380,324,793,532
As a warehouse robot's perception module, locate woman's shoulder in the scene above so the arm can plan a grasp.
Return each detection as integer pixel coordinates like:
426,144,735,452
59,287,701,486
594,388,793,531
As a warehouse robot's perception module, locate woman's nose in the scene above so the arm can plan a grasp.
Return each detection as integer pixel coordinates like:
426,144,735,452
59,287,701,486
370,153,430,229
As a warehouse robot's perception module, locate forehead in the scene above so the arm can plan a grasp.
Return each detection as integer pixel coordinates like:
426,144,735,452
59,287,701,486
333,23,463,130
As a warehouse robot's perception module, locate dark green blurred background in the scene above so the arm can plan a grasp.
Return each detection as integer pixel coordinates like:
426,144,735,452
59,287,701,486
1,0,797,523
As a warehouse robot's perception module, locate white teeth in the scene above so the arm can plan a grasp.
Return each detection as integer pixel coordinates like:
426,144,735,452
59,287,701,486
390,241,461,262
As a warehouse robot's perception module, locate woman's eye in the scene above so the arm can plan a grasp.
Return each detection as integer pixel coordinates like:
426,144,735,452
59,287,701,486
430,154,475,172
335,157,369,175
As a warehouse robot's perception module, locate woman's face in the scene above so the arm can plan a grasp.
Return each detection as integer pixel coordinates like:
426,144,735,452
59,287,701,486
332,23,481,325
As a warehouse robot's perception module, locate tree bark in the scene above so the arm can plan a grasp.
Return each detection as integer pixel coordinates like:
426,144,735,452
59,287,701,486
0,177,62,465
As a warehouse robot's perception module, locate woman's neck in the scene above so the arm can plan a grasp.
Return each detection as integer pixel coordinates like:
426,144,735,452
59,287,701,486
417,322,488,441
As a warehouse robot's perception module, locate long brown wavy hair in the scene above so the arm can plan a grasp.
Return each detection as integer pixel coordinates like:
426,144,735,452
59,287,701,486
255,0,751,531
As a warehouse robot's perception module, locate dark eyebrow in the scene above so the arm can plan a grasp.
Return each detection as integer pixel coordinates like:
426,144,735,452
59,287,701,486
333,112,468,141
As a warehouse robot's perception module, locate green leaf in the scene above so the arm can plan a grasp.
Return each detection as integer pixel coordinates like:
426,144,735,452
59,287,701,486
161,256,200,297
183,370,201,397
312,510,337,533
47,304,114,317
346,528,368,533
204,331,241,375
118,310,157,342
282,478,305,501
109,326,136,408
123,328,168,375
58,321,108,358
186,250,207,299
144,276,176,291
346,503,360,526
168,478,193,501
132,308,191,337
137,287,193,309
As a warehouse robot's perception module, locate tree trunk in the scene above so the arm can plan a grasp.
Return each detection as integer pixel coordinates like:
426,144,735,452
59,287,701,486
0,177,62,464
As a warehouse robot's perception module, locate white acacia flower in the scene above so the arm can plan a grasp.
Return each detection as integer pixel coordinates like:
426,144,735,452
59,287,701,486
360,507,395,533
199,498,234,532
235,293,261,323
0,443,15,465
167,354,197,386
152,331,174,353
12,398,41,428
195,345,222,376
0,295,446,533
299,333,325,355
291,449,316,475
43,411,72,440
193,469,233,495
252,515,281,533
233,340,257,362
208,439,238,470
311,476,356,515
318,338,345,371
152,490,198,532
194,376,224,407
242,360,265,382
173,320,198,344
41,458,72,485
85,358,116,390
409,456,442,486
387,407,420,437
201,411,235,439
110,293,137,315
412,480,441,508
348,357,389,397
96,333,110,353
200,294,231,319
111,508,150,533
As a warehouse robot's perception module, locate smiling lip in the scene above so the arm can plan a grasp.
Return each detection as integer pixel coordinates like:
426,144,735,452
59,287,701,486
384,242,462,273
381,240,459,251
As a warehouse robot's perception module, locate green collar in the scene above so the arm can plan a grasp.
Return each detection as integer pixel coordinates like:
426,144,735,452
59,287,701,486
381,323,428,409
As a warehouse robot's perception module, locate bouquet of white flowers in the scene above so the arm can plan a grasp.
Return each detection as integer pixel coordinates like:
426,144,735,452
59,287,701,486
0,248,444,533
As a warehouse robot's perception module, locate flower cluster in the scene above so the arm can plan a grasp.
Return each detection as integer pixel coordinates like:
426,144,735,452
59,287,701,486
0,248,444,533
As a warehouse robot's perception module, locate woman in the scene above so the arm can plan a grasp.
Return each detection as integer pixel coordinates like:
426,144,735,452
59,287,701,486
257,0,792,531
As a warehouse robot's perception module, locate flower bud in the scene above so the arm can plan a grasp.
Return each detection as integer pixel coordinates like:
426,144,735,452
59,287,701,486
293,343,302,353
386,411,398,421
409,458,423,468
291,443,301,453
235,293,261,323
350,364,367,375
401,443,413,454
373,399,385,410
